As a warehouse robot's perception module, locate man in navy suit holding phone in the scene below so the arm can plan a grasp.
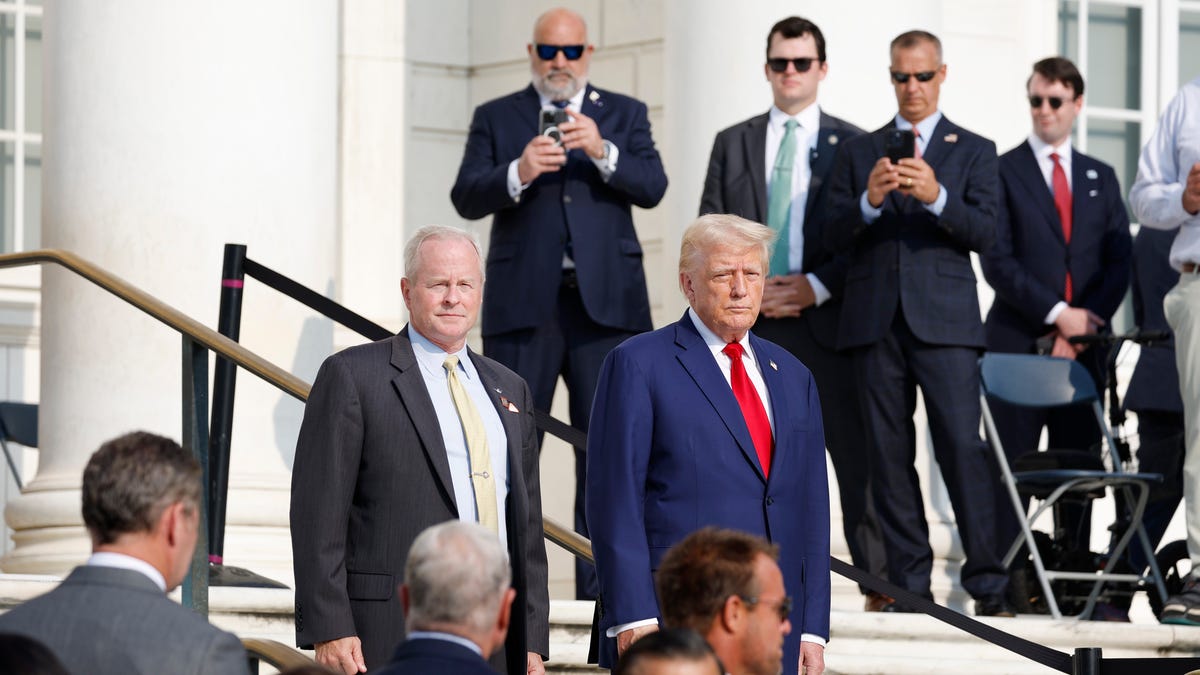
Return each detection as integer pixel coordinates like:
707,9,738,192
980,57,1132,567
826,30,1010,616
451,6,668,601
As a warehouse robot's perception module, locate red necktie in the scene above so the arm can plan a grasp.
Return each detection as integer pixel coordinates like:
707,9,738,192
1051,152,1073,302
723,342,773,478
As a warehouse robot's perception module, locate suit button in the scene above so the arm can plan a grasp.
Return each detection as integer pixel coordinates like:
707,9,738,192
766,496,775,506
563,195,573,204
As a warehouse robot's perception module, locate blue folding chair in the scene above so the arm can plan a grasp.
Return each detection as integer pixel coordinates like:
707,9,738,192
979,353,1167,619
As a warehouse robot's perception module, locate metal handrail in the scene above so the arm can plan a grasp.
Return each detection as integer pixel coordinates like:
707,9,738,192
0,248,594,561
242,637,315,670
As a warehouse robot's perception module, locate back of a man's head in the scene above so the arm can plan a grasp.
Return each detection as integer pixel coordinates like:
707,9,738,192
82,431,201,547
403,520,513,653
613,628,723,675
656,527,779,635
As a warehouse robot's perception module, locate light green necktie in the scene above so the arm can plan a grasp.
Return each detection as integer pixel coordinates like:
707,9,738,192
767,118,799,277
443,355,498,534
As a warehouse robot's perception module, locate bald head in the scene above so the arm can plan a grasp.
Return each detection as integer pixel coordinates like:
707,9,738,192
528,7,593,102
532,7,587,42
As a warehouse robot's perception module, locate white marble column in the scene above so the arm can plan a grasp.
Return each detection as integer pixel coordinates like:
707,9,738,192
2,0,338,586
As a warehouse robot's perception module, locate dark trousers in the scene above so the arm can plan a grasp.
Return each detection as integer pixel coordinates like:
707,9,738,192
754,315,888,592
854,314,1007,600
484,275,636,600
987,344,1109,560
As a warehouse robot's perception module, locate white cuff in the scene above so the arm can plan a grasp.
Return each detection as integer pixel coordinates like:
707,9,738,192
1045,301,1068,325
806,273,832,306
801,633,827,647
506,159,531,201
922,183,948,216
606,617,659,638
859,191,883,224
591,140,618,181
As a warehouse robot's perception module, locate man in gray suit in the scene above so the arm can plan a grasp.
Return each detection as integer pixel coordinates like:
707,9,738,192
0,431,248,675
291,225,549,674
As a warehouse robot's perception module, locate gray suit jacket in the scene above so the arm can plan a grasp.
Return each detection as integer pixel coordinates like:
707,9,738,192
290,328,549,674
0,565,248,675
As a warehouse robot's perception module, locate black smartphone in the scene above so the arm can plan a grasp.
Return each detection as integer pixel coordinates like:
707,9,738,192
539,109,569,146
884,129,915,163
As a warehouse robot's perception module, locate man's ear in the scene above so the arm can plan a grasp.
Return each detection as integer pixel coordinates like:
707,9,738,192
718,594,743,633
400,583,412,616
161,501,185,547
495,587,516,635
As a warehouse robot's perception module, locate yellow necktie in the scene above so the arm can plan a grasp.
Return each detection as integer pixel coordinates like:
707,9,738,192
443,355,498,533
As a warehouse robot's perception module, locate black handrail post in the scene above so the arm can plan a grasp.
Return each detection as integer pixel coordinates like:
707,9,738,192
209,243,247,566
182,335,211,615
1072,647,1101,675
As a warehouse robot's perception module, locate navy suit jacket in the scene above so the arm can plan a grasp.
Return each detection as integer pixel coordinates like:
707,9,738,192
981,141,1132,353
699,110,865,348
585,313,831,673
450,84,667,336
826,116,997,349
1126,226,1183,413
372,637,496,675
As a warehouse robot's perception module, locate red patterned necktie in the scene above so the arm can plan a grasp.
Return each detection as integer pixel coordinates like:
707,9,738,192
1051,152,1074,302
722,342,773,478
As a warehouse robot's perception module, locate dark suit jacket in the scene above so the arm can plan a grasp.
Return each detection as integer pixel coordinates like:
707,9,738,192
826,116,997,349
981,141,1132,353
373,637,496,675
699,109,865,348
0,565,248,675
585,313,831,673
290,328,549,673
450,84,667,336
1126,226,1183,413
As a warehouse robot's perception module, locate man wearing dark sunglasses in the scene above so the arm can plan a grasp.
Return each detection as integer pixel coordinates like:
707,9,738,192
980,57,1132,597
450,6,667,605
827,30,1013,619
699,15,888,620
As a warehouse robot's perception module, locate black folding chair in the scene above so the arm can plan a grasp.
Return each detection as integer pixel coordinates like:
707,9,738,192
0,401,37,490
979,353,1167,619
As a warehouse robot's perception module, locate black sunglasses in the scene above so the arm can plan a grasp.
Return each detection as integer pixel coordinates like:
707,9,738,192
767,57,818,73
741,595,794,622
535,44,585,61
891,70,938,84
1029,95,1069,109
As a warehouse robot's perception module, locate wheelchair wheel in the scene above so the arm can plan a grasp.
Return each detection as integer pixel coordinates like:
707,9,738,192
1148,539,1191,617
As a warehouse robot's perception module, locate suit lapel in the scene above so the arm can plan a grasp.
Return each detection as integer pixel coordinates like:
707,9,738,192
743,113,769,220
672,315,767,483
1071,153,1099,250
391,329,459,516
1010,141,1064,244
470,353,522,494
804,115,839,222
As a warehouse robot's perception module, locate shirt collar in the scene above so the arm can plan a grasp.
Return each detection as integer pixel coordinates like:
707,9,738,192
87,551,167,592
687,308,755,361
538,85,588,111
405,631,484,657
768,102,821,132
894,110,943,141
1027,133,1072,163
408,326,477,383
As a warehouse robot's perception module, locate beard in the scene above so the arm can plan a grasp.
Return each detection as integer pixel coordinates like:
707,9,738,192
531,65,585,102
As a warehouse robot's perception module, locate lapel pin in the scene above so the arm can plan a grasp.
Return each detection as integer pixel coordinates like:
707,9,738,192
1089,189,1099,197
1086,169,1098,179
769,360,778,371
828,134,838,145
499,396,520,413
944,133,958,143
589,90,602,107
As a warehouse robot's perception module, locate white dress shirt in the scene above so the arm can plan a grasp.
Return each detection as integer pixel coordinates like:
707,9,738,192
859,111,948,222
88,551,167,592
1027,134,1075,325
506,83,619,200
765,104,831,306
409,328,511,552
1130,76,1200,269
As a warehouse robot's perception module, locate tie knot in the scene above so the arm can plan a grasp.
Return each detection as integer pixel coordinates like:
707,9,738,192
443,355,460,372
1050,152,1062,164
552,99,570,109
722,342,745,360
784,118,798,131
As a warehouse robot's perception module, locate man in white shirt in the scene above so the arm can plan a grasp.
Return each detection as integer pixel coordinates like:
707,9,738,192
0,431,249,675
1129,74,1200,626
980,57,1132,600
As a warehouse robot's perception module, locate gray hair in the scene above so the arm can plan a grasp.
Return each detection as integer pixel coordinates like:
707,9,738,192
402,225,484,281
678,213,776,286
891,30,943,63
81,431,202,545
405,521,512,634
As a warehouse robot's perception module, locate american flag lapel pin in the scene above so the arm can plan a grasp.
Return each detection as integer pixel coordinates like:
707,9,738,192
769,360,778,371
499,395,519,413
1087,169,1099,180
944,133,958,143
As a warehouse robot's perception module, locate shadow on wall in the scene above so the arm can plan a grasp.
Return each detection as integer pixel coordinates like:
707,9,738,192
274,281,335,471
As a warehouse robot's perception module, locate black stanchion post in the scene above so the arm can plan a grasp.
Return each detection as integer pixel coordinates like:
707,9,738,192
1072,647,1102,675
182,335,210,614
209,243,246,568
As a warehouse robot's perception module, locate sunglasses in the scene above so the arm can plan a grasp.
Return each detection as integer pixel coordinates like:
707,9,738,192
535,44,585,61
767,57,818,73
1029,95,1070,109
741,595,794,622
891,70,938,84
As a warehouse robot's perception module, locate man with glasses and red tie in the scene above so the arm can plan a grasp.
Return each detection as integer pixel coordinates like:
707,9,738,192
980,58,1132,606
587,214,831,675
699,15,888,614
826,30,1012,617
450,6,667,603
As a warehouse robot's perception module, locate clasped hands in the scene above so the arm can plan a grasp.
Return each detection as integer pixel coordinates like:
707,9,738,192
866,156,939,207
516,110,606,184
1045,306,1105,360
